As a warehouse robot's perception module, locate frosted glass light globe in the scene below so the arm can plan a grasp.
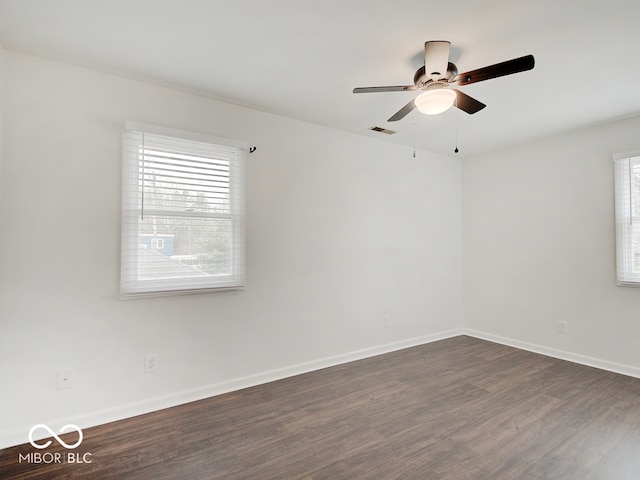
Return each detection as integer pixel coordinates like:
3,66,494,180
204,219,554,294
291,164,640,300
414,89,456,115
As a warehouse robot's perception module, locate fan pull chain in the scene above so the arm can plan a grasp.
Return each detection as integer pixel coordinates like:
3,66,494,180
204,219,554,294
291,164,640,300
413,119,416,158
454,96,459,154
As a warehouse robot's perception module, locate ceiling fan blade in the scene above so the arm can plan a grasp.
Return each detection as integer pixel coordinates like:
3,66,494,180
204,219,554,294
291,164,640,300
454,54,535,86
353,85,416,93
453,90,486,114
424,41,451,78
388,98,416,122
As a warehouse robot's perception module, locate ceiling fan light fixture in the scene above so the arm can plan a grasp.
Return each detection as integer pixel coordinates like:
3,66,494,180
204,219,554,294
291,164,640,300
414,88,456,115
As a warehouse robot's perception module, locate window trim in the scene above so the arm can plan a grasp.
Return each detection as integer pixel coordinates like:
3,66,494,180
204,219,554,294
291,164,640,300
120,121,247,299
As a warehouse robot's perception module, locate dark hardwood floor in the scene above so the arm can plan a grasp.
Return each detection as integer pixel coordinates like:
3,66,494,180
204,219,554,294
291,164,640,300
3,336,640,479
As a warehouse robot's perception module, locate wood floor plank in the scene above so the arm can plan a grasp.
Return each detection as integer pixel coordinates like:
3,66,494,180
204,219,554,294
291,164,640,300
2,335,640,479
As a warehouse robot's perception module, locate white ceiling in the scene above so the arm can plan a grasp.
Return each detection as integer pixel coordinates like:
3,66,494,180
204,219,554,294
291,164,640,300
0,0,639,157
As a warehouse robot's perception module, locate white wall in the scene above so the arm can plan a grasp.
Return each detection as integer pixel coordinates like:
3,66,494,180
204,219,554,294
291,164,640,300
463,115,640,376
0,52,463,447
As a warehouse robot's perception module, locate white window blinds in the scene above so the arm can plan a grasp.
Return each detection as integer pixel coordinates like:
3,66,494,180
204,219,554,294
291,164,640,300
121,122,247,298
614,152,640,286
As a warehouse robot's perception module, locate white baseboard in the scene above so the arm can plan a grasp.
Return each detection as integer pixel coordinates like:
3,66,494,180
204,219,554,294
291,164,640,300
463,328,640,379
1,328,462,450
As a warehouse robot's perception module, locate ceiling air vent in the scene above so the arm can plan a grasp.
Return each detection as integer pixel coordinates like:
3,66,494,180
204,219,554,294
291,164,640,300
369,126,396,135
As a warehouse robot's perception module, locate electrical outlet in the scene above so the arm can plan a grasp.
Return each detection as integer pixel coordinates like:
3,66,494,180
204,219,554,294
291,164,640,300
57,369,74,389
558,320,568,334
144,354,158,373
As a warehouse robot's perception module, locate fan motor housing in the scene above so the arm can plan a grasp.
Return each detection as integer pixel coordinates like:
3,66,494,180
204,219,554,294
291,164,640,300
414,62,458,89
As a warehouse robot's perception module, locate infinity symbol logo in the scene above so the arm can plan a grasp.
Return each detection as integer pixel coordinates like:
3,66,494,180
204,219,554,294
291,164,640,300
28,424,83,449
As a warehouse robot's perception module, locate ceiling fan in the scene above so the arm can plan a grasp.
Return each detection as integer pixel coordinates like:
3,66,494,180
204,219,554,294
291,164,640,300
353,41,535,121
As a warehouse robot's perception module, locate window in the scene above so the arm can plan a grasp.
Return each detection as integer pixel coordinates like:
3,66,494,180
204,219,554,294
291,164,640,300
614,152,640,286
150,238,164,250
121,121,247,298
